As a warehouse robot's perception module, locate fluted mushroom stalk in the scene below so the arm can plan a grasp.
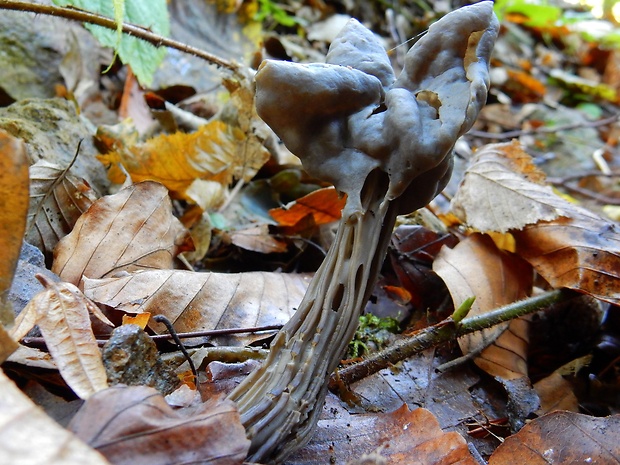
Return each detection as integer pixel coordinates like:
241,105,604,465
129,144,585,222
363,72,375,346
228,3,499,463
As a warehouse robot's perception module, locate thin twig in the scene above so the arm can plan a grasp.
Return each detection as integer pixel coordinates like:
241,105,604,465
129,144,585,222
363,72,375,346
0,0,240,73
468,113,620,140
153,315,198,381
330,289,577,389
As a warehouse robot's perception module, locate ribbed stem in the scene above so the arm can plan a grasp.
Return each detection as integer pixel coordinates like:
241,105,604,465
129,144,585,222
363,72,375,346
228,170,398,463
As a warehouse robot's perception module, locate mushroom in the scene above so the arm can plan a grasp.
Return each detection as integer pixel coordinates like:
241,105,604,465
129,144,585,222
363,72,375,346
227,3,499,462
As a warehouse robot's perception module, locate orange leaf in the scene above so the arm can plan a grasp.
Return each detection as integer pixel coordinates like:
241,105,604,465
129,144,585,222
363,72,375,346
269,187,345,227
122,312,151,329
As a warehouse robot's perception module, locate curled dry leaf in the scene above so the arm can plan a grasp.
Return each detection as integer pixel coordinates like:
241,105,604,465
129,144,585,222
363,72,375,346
52,181,191,287
26,159,98,262
488,411,620,464
0,369,110,465
83,269,310,345
10,274,111,399
433,234,533,379
69,385,250,465
451,141,620,305
289,404,477,465
0,130,29,326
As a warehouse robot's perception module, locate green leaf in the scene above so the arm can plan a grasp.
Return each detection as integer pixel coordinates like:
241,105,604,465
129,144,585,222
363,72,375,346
53,0,169,86
494,0,561,28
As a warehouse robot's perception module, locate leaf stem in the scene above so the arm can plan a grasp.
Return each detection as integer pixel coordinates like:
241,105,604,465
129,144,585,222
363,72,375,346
0,0,240,73
331,288,577,387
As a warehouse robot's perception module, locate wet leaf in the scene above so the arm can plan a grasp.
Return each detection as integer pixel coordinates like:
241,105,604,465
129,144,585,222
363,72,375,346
53,181,191,287
26,159,98,262
0,130,29,326
69,385,249,465
10,274,111,399
83,269,310,345
269,187,346,227
289,404,477,465
0,369,110,465
451,141,568,233
488,411,620,464
434,234,533,379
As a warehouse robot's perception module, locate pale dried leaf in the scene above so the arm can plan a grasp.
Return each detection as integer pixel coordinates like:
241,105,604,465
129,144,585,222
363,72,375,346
69,385,250,465
0,324,17,364
26,159,98,261
229,224,288,254
534,372,579,415
6,344,56,369
53,181,191,287
0,369,110,465
451,141,570,233
18,275,110,399
488,411,620,464
83,269,310,345
433,234,533,379
0,130,29,326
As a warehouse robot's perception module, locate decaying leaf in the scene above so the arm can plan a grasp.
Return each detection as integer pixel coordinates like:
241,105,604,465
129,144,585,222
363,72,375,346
0,369,111,465
451,141,568,233
533,372,579,415
69,385,250,465
26,159,98,262
289,404,477,465
53,181,191,287
433,234,533,379
97,119,268,202
10,274,111,399
0,325,17,364
269,186,346,227
488,411,620,464
0,130,29,326
83,269,310,345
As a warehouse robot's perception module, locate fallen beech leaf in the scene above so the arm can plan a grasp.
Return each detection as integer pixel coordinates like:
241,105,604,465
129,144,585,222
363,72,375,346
451,141,569,233
434,234,533,379
26,159,98,262
269,187,346,227
289,404,477,465
10,275,111,399
0,130,29,325
488,411,620,464
53,181,191,287
534,372,579,415
0,369,110,465
0,325,17,364
69,385,250,465
229,224,288,254
513,214,620,305
83,269,310,345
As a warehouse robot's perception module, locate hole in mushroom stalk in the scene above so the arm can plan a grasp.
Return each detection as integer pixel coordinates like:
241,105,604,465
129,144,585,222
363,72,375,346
227,3,499,463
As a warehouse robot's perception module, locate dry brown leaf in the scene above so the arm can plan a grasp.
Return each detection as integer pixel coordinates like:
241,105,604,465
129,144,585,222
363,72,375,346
433,234,533,379
451,141,570,233
10,275,111,399
488,411,620,464
69,384,250,465
513,214,620,305
0,324,17,364
83,269,310,345
26,159,98,262
52,181,191,287
0,368,111,465
269,187,346,227
0,130,29,326
229,224,288,254
289,404,477,465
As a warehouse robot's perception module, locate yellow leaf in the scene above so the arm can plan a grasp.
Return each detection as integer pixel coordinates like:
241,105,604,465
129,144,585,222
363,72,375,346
122,312,151,329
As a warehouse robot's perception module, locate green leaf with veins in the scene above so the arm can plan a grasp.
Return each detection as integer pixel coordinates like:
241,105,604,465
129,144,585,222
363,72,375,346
53,0,169,86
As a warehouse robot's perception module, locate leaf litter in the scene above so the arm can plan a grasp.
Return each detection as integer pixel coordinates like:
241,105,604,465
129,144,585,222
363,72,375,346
1,0,620,464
